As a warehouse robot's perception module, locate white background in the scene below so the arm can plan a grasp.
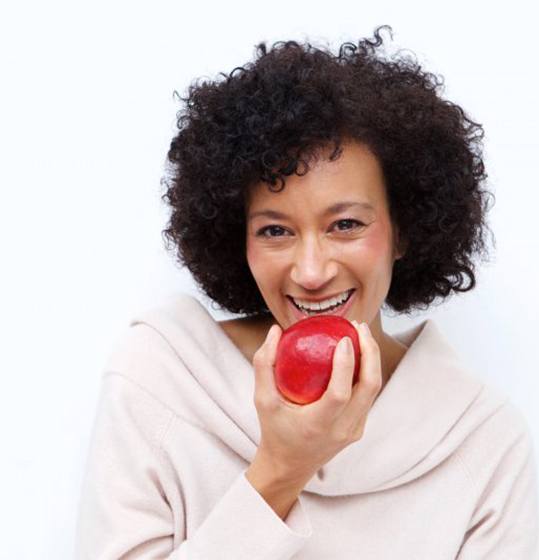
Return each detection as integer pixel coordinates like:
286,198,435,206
1,1,537,557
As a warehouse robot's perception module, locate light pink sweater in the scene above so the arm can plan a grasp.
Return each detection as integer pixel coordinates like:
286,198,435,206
74,293,539,559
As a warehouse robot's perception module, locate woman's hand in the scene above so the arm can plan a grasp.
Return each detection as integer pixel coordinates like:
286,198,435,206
250,320,383,485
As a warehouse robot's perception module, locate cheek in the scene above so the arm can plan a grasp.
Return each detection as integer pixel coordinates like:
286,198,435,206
247,239,289,271
246,242,260,271
246,242,277,277
343,228,393,268
362,234,389,256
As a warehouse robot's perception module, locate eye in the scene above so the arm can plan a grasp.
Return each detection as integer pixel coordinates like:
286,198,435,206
334,219,364,232
256,226,284,237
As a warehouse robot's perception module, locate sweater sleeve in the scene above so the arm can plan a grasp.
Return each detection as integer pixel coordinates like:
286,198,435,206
74,372,312,560
456,421,539,559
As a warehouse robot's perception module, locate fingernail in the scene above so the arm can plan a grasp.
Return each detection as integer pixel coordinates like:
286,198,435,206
266,325,277,342
359,322,370,336
340,336,352,354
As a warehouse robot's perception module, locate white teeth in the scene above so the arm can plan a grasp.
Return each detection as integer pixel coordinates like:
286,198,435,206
293,289,352,312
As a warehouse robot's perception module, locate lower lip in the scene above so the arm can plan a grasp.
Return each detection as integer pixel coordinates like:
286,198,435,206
286,290,356,322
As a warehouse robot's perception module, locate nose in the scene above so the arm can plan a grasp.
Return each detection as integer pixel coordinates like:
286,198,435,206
290,235,338,290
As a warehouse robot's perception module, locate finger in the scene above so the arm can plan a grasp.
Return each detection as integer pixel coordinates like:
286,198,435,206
308,335,355,419
341,321,383,420
252,324,283,403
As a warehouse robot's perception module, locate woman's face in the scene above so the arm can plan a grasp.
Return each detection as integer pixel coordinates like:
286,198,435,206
245,140,405,334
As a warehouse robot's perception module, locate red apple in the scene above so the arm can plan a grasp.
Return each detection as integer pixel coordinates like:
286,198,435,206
275,315,361,405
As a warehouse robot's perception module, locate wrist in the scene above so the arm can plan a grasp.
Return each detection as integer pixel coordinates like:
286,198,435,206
245,452,310,521
248,447,314,489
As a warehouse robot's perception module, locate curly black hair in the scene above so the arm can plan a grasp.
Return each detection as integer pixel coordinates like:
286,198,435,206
160,25,495,318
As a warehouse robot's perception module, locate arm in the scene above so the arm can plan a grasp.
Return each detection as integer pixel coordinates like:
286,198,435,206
74,372,312,560
245,450,312,521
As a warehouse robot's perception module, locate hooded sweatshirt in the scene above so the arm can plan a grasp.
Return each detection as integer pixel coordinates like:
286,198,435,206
74,293,539,559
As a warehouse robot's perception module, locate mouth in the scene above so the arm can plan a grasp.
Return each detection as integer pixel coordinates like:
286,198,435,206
286,289,356,321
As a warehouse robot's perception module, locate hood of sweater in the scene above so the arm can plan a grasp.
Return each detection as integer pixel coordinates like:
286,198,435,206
111,293,507,497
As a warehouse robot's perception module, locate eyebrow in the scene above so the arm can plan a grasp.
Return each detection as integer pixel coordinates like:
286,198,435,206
248,201,375,221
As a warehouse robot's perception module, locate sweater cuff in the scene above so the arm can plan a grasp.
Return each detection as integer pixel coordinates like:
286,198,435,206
188,468,312,560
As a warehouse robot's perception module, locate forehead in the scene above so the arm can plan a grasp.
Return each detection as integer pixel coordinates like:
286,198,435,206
246,140,388,211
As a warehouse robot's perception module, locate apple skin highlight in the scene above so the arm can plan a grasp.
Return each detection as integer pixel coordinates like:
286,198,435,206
274,315,361,404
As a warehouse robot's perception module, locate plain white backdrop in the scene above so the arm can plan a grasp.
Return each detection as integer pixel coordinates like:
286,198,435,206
1,1,538,557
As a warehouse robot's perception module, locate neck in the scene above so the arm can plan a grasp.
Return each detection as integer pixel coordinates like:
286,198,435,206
369,312,406,393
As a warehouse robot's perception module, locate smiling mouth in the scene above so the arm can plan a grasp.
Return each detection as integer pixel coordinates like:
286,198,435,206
288,289,355,316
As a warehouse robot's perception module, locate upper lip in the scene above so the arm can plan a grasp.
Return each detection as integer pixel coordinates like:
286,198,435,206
287,288,354,302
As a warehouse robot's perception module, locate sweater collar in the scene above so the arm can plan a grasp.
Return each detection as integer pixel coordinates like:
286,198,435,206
134,294,491,496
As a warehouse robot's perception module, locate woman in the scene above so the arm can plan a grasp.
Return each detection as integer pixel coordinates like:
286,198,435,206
74,26,538,559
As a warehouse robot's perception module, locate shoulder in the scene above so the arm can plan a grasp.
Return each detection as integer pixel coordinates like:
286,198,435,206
456,391,536,485
102,294,220,398
465,385,531,449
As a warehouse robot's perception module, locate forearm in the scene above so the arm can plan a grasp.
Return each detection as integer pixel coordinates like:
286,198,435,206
245,453,310,521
